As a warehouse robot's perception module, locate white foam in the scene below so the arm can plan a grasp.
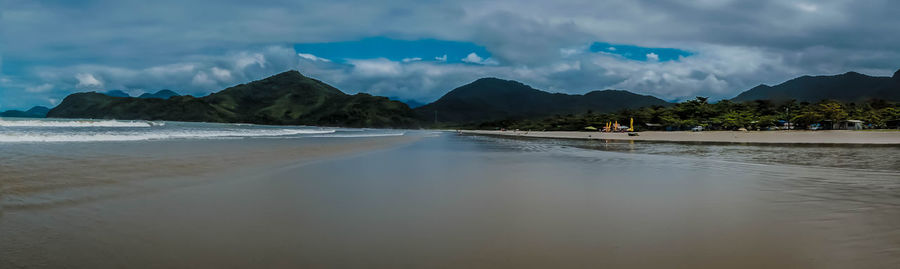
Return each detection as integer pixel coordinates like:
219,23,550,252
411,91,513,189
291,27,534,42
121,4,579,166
0,129,336,143
0,119,158,128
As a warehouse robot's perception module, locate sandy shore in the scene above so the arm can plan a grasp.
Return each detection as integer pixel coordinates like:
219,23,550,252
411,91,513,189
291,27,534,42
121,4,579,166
461,130,900,144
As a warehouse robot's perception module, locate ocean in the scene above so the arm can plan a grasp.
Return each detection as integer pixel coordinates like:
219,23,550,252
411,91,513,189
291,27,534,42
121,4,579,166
1,118,899,268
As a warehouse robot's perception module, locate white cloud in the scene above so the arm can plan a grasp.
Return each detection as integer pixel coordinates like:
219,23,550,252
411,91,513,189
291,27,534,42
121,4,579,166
191,72,215,86
26,83,54,93
646,53,659,62
349,58,403,77
297,52,332,62
402,57,422,63
210,67,233,81
47,98,59,105
559,48,579,57
234,53,267,69
435,54,447,62
461,52,484,63
608,47,617,51
461,52,498,65
75,73,103,88
795,3,819,12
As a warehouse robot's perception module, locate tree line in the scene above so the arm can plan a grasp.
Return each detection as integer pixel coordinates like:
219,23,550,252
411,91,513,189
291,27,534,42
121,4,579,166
473,98,900,131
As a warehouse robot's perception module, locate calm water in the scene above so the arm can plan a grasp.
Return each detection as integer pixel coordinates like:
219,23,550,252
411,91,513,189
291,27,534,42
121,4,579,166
2,118,899,268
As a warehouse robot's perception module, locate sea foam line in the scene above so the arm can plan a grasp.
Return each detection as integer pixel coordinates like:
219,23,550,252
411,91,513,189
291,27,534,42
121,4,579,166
0,129,336,143
0,119,160,128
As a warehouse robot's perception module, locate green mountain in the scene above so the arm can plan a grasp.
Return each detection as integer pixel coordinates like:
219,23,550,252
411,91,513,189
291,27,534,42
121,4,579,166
413,77,671,125
0,106,51,118
731,69,900,103
48,71,419,128
103,90,131,97
138,89,180,99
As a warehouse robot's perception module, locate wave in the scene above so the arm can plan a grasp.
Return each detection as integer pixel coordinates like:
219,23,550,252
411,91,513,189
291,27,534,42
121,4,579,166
0,129,336,143
0,119,161,128
309,132,406,138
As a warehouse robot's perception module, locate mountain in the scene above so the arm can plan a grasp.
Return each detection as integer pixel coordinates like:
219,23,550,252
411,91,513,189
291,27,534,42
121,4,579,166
138,89,180,99
0,106,51,118
388,97,426,108
731,69,900,103
103,90,131,97
413,78,671,125
48,71,419,128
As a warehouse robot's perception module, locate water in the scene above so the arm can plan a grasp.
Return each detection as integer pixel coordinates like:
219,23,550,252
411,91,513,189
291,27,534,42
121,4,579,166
1,119,899,268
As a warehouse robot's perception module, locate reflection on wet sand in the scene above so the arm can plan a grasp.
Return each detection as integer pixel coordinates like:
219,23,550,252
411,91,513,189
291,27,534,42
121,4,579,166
2,133,899,268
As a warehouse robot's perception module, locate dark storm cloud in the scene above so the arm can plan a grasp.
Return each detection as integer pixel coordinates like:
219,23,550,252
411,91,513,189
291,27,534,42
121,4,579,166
0,0,898,109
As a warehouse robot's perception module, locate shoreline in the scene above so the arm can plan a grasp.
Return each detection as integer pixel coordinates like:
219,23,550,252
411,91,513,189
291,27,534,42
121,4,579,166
460,130,900,145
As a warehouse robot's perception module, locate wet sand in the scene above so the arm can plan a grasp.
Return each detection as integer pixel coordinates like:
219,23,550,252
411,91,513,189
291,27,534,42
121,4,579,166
462,130,900,144
0,135,419,211
3,133,900,268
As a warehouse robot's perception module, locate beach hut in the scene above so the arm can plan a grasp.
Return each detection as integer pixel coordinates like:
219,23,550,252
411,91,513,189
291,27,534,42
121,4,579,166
644,123,664,131
830,120,863,130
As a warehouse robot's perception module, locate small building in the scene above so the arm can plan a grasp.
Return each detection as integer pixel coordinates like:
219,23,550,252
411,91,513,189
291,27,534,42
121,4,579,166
832,120,863,130
644,123,665,131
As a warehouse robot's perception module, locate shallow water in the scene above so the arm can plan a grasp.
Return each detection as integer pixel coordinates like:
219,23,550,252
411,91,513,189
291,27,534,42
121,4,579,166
1,122,899,268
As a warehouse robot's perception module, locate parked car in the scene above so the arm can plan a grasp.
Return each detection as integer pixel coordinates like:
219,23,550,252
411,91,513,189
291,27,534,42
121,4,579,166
691,126,704,132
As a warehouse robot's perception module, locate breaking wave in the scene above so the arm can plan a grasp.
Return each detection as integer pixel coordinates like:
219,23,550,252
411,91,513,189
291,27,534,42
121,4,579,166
0,119,161,128
0,129,336,143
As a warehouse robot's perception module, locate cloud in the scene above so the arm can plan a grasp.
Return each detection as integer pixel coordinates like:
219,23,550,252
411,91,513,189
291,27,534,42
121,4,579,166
795,3,819,12
646,53,659,62
234,53,267,69
402,57,422,62
461,52,484,63
349,58,403,77
191,72,214,87
297,53,332,62
75,73,103,88
2,0,900,109
210,67,233,81
461,52,498,65
25,83,54,93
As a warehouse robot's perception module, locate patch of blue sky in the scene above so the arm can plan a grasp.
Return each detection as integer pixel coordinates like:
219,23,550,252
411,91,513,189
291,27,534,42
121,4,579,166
293,37,491,63
589,42,693,62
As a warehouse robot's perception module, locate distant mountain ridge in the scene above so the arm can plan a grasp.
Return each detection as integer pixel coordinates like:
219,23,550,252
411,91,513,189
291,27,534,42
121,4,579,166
103,90,131,98
413,78,671,124
49,71,419,128
0,106,51,118
731,69,900,103
138,90,180,99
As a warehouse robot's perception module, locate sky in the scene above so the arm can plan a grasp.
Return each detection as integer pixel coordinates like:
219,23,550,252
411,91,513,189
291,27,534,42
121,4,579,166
1,0,899,110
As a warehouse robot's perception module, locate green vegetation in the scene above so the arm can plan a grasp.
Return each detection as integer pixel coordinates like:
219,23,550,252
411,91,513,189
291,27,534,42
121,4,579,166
48,71,419,128
471,97,900,131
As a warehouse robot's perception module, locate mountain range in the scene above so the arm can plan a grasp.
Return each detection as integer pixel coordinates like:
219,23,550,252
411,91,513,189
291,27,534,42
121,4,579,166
413,78,670,124
102,89,182,99
49,71,418,128
0,106,51,118
732,69,900,103
138,90,181,99
39,68,900,128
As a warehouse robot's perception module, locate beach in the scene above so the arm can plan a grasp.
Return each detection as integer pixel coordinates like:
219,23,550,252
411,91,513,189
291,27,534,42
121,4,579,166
2,122,900,268
461,130,900,144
